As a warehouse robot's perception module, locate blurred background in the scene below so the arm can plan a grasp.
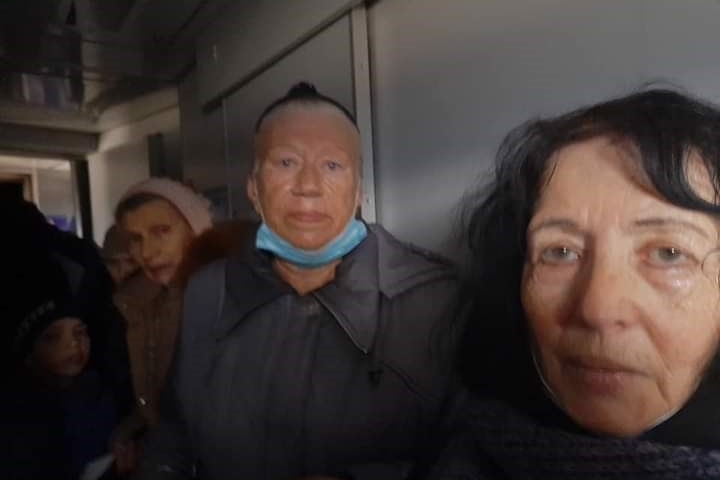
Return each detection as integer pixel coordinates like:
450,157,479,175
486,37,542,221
2,0,719,255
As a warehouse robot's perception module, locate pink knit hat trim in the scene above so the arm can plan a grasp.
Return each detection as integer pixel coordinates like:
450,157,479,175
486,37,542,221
119,178,213,234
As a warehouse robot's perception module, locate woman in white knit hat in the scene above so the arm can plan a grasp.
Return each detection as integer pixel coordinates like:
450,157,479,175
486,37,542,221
116,178,213,286
111,178,212,456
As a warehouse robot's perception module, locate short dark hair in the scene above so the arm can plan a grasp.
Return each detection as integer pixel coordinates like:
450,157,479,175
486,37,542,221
457,89,720,398
114,192,163,223
254,82,357,133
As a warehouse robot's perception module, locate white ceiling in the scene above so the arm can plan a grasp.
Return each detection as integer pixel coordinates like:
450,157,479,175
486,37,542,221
0,0,232,130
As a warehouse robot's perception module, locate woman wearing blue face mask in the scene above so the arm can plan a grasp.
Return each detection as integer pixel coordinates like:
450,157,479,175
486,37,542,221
135,83,462,480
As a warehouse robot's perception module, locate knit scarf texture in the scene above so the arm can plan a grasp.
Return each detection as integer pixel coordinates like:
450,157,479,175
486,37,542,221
433,396,720,480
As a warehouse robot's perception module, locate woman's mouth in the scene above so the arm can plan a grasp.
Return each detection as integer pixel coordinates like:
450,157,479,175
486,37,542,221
562,357,642,395
63,352,88,372
287,211,328,223
146,264,174,282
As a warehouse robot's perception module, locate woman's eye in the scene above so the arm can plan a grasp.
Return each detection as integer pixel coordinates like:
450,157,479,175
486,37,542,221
279,158,294,167
152,225,171,238
74,327,89,341
540,246,580,264
648,246,690,266
39,331,60,343
327,160,341,170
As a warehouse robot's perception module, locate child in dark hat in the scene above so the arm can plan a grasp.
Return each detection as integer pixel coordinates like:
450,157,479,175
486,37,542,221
9,256,88,377
2,255,124,480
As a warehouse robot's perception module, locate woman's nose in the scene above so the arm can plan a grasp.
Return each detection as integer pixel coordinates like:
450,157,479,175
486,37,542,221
575,251,636,331
292,163,322,196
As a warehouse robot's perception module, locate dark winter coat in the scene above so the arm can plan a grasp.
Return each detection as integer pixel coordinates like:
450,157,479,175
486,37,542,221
135,224,461,480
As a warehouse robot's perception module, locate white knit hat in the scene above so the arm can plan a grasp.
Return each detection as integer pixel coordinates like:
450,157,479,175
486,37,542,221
119,178,213,234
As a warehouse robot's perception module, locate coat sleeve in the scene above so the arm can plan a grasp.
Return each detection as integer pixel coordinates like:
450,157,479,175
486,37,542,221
131,321,197,480
340,391,464,480
133,263,225,480
420,431,489,480
418,398,508,480
102,300,136,418
339,378,472,480
342,462,414,480
131,376,196,480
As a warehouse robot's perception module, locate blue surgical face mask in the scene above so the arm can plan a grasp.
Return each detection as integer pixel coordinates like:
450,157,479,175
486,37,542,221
256,219,367,269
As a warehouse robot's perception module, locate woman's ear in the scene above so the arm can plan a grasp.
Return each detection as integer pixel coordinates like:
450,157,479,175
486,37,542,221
246,175,261,216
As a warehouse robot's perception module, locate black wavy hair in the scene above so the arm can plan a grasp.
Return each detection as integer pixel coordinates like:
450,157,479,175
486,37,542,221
457,89,720,401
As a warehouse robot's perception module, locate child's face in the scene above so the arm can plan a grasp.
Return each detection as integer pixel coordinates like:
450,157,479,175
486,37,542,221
26,317,90,379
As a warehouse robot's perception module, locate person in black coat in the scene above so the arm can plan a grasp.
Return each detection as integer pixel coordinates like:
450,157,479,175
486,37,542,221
134,83,462,480
1,253,124,479
1,199,136,477
3,198,134,417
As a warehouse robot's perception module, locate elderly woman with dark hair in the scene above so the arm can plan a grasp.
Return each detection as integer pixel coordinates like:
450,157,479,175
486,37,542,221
427,90,720,479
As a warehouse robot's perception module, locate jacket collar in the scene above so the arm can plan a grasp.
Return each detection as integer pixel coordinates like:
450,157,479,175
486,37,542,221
218,223,454,352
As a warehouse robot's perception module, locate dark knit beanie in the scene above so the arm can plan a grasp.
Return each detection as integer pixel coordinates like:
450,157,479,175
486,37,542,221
1,255,80,364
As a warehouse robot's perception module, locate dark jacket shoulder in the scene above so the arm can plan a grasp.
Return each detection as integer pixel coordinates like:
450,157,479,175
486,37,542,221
370,224,457,299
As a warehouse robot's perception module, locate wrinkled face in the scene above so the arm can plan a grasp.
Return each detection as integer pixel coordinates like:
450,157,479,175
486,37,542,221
522,137,720,437
247,105,362,251
121,198,195,285
26,317,90,378
106,254,138,285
